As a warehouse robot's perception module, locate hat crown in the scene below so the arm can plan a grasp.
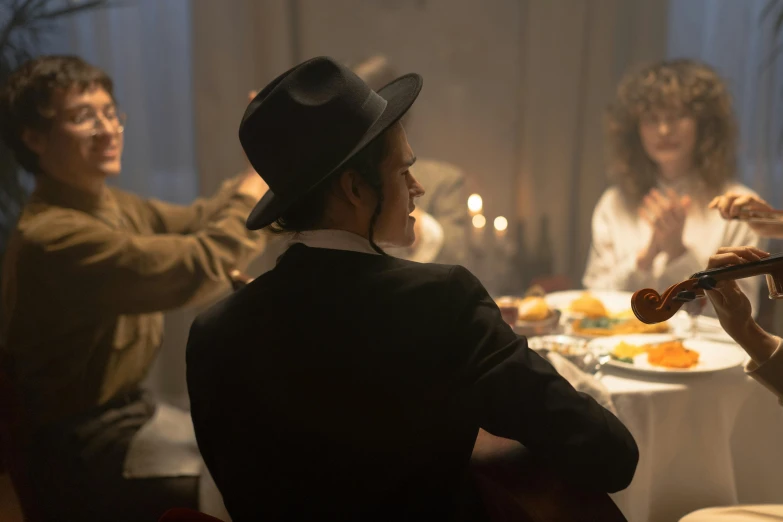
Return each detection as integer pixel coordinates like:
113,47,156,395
239,57,387,198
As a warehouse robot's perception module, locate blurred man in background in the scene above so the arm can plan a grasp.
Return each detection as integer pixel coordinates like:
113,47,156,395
0,55,267,521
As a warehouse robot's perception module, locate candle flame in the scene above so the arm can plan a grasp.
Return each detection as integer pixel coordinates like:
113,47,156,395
472,214,486,229
493,216,508,232
467,194,483,213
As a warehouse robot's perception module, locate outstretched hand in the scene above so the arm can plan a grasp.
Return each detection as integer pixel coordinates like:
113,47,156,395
709,191,783,239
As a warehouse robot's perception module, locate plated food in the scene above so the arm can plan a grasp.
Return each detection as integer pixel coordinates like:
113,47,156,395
588,334,745,375
568,292,608,318
610,340,700,369
566,292,670,337
518,296,554,321
494,292,560,336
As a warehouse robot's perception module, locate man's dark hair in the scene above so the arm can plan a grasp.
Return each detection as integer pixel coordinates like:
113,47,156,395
0,55,114,175
269,128,391,255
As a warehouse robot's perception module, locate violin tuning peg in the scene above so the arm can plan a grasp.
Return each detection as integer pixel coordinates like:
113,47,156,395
674,290,697,302
697,275,717,290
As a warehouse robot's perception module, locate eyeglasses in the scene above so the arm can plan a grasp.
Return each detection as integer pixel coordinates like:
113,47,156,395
65,106,127,136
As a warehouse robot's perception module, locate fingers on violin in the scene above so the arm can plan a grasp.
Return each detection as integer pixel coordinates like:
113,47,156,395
715,245,770,257
707,251,748,269
709,246,769,268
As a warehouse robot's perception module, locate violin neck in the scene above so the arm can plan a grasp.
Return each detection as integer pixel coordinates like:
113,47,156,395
690,252,783,282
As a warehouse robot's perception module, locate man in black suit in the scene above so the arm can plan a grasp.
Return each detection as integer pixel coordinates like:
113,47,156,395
186,56,638,521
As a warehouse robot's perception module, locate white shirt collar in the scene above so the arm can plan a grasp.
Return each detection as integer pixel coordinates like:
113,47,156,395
285,229,379,256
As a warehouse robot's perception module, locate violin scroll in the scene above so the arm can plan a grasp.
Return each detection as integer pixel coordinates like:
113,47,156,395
632,252,783,324
631,279,703,324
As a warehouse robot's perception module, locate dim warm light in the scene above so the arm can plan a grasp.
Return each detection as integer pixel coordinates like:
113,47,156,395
493,216,508,232
467,194,483,214
472,214,486,229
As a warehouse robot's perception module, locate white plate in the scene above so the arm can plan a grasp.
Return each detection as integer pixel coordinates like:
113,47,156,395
545,290,634,316
587,334,746,375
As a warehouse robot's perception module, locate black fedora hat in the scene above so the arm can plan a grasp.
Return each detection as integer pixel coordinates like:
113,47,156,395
239,56,422,230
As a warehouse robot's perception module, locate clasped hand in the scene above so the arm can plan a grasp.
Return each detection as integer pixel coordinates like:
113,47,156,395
637,188,690,267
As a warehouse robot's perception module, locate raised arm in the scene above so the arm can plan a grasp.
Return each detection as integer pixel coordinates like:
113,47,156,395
138,171,268,235
28,191,264,315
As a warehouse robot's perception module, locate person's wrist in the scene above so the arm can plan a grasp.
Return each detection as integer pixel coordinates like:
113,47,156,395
636,246,656,271
731,319,779,364
665,241,686,261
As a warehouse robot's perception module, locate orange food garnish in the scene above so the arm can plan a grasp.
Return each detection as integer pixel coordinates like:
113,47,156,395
646,341,699,369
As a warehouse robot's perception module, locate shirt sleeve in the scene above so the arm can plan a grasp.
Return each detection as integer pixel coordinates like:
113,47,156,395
137,176,245,234
746,336,783,403
447,265,639,493
28,192,265,315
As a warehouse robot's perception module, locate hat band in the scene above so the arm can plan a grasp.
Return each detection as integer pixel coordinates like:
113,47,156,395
362,89,388,124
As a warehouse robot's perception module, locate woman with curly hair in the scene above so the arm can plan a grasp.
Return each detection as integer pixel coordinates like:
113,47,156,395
583,58,764,316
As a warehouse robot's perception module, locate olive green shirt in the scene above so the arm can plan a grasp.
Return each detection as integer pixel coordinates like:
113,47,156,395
0,175,265,427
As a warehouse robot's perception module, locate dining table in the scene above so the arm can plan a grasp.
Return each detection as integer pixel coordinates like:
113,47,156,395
538,290,783,522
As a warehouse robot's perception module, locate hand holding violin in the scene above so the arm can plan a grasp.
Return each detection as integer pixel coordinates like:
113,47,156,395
703,247,779,364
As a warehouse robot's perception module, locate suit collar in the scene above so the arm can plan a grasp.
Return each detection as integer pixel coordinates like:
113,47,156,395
284,229,379,256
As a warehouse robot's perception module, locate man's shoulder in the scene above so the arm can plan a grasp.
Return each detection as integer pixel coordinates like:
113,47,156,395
14,202,94,250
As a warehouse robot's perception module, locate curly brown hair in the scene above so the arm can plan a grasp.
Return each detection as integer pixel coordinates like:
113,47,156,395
606,58,737,208
0,55,114,175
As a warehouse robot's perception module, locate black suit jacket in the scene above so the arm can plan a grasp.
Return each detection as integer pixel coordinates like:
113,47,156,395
187,244,638,521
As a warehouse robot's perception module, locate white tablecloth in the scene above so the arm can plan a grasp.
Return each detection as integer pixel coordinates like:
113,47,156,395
602,364,783,522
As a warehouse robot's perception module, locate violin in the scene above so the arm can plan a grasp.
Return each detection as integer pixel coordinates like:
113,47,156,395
632,252,783,324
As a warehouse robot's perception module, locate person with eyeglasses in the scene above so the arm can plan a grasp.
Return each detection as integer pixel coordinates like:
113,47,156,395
0,55,268,521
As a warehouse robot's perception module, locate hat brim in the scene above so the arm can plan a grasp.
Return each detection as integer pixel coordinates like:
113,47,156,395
245,73,422,230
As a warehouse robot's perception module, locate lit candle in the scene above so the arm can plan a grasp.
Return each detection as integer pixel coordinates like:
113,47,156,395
493,216,508,239
468,194,483,216
471,213,486,244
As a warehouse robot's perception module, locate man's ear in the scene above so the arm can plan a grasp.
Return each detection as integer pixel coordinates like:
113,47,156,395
21,128,46,156
337,169,364,207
